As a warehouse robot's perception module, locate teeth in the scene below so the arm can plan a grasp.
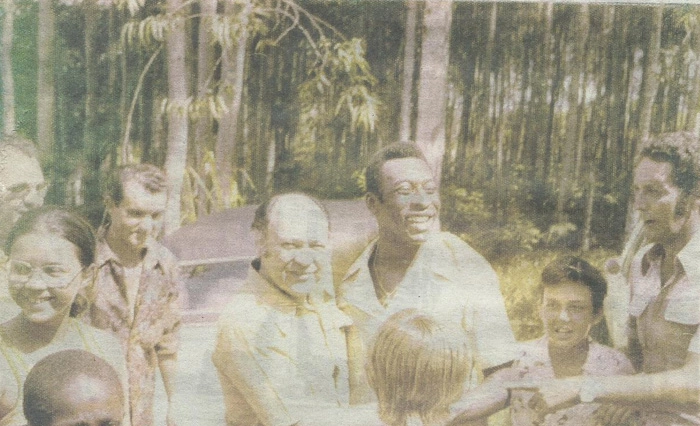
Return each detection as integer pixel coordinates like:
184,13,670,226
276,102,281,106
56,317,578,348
407,216,431,223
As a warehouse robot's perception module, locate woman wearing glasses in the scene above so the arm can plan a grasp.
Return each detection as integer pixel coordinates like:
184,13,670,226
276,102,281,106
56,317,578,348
0,207,127,426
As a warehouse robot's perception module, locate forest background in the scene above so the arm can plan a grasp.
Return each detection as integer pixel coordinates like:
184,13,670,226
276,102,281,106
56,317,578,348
2,0,700,341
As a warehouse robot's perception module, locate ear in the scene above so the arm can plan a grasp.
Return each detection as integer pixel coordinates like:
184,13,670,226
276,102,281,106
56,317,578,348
365,192,380,217
103,195,117,217
592,310,604,325
253,229,267,259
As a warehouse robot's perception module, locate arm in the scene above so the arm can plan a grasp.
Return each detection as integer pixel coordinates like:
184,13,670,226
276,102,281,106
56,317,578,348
448,366,517,424
156,261,183,426
590,353,700,409
533,353,700,413
453,241,517,372
158,353,178,404
345,325,374,405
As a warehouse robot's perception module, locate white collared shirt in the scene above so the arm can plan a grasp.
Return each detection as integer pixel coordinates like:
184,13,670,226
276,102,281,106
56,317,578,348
337,232,517,402
213,265,352,426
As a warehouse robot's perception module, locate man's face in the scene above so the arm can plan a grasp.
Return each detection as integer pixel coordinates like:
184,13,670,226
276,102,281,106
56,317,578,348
368,158,440,246
541,280,597,350
259,196,330,299
633,157,690,245
0,148,46,227
47,375,123,426
107,180,167,250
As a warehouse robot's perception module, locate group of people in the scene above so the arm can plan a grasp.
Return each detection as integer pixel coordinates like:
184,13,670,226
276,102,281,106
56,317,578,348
0,130,699,426
0,137,179,426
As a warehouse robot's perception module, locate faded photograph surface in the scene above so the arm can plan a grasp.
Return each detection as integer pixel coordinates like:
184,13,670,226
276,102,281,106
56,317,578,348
1,1,700,426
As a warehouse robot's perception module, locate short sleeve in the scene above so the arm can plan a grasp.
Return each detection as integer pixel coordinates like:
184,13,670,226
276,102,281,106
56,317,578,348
450,238,517,370
155,251,182,357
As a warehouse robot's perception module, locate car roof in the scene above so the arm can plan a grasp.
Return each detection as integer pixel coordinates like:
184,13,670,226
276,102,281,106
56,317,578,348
163,199,377,266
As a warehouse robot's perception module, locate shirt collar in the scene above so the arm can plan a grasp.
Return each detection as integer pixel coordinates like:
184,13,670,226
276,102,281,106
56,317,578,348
95,227,161,270
248,260,351,327
342,232,454,283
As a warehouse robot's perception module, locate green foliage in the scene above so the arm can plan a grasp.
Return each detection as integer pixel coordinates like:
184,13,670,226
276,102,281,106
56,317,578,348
7,0,38,139
460,219,544,260
296,37,378,148
181,150,247,224
444,185,544,259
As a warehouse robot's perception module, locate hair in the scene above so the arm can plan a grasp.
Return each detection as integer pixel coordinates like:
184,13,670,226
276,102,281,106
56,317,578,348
0,134,39,160
368,309,468,426
638,131,700,198
251,192,330,237
541,256,607,315
5,207,96,317
365,143,427,199
24,349,123,426
101,163,168,205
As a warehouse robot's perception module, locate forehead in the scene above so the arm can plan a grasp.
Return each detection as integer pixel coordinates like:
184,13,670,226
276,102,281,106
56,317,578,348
118,180,167,210
379,158,434,185
543,280,593,303
0,148,43,184
634,158,675,186
267,198,329,241
10,232,80,263
51,376,123,425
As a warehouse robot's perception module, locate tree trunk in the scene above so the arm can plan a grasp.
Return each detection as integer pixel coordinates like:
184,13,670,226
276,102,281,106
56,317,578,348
638,6,663,141
37,0,55,160
193,0,216,166
414,0,453,184
687,17,700,132
83,0,99,206
216,0,252,206
533,2,553,183
163,0,190,234
399,0,418,143
556,5,589,223
1,0,15,135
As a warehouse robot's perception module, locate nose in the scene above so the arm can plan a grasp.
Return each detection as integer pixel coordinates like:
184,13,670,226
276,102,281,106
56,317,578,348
558,308,571,322
633,190,647,212
23,273,48,290
23,187,44,209
409,188,433,208
139,215,155,232
292,248,315,267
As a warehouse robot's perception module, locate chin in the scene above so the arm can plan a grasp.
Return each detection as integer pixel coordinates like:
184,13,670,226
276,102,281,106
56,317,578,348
289,281,317,296
22,310,60,323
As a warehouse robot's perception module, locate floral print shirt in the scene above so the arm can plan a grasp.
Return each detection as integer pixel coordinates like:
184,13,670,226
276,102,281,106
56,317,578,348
510,337,635,426
85,235,181,426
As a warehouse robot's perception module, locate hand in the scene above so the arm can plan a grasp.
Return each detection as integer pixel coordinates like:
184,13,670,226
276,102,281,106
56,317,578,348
594,404,639,426
528,377,583,418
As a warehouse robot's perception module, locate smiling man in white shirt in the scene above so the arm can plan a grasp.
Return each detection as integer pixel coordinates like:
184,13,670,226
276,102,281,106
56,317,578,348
213,193,361,426
336,143,517,408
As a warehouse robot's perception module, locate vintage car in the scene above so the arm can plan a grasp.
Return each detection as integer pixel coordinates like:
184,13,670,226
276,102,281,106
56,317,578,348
163,198,377,322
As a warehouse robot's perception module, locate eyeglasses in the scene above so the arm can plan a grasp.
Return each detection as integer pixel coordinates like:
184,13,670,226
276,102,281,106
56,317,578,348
7,260,83,289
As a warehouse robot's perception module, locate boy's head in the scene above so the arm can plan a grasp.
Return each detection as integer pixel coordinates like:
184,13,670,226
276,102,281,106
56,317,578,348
24,350,124,426
368,309,467,426
540,256,607,349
